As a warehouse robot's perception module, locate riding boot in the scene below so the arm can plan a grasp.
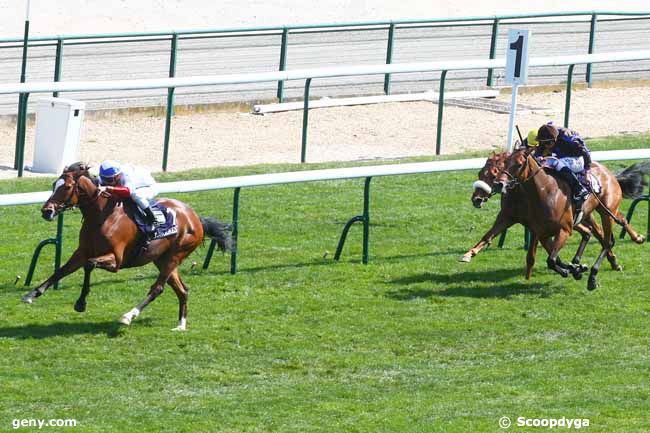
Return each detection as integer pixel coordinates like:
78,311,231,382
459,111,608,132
558,167,589,224
143,206,159,240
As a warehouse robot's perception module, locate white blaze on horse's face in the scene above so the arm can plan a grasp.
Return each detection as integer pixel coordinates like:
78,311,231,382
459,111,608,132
52,178,65,194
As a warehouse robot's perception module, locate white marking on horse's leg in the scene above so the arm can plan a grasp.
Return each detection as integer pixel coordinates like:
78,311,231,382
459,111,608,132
459,254,472,263
171,317,187,332
119,307,140,325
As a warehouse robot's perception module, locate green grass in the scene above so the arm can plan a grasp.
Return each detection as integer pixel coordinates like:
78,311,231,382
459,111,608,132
0,134,649,433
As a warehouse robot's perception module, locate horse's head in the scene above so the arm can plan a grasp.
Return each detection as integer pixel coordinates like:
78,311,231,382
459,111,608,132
41,163,97,221
471,151,510,208
493,147,535,194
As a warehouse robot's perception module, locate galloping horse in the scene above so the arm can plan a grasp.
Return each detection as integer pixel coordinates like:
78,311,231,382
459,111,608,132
22,163,231,330
462,151,617,279
494,147,645,290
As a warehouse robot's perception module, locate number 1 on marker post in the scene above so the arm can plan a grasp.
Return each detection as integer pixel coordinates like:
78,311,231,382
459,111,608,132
505,29,531,152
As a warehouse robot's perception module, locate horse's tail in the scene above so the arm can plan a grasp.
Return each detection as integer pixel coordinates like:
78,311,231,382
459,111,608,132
615,161,650,199
200,217,233,252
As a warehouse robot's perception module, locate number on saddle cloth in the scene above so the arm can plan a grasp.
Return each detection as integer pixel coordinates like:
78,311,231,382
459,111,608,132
130,202,178,240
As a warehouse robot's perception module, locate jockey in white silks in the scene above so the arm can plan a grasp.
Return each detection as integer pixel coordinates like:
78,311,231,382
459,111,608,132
98,160,164,237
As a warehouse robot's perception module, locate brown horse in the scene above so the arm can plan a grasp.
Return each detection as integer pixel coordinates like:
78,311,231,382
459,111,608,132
22,163,231,330
462,151,612,279
494,147,645,290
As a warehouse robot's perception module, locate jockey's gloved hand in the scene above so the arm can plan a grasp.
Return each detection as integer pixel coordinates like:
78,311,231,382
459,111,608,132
98,186,111,197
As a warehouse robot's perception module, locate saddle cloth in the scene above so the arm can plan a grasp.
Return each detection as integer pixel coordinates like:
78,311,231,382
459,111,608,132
577,172,602,195
132,203,178,240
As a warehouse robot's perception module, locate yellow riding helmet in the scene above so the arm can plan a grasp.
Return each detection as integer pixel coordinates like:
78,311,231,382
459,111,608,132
527,129,538,147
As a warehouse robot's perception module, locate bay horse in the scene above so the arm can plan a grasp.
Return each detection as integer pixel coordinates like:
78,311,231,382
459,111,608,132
461,151,617,279
22,163,231,331
494,147,646,290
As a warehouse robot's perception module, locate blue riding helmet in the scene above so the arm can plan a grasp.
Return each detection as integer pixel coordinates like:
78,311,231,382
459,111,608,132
99,160,122,184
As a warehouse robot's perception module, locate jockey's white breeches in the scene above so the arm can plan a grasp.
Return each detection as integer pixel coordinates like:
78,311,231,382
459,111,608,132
543,156,584,173
130,185,158,210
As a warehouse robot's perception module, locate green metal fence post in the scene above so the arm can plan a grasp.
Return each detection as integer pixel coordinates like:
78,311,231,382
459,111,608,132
586,13,597,87
301,78,312,163
564,64,575,128
334,176,372,264
202,187,240,274
17,92,30,177
436,70,448,155
53,38,64,97
277,27,289,102
383,22,396,95
25,213,64,290
162,33,178,172
486,18,500,87
14,15,30,171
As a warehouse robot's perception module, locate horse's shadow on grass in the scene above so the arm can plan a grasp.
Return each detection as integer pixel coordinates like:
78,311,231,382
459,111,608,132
387,268,563,299
0,319,152,339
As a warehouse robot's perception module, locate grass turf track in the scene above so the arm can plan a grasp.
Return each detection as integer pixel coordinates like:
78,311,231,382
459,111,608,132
0,134,649,433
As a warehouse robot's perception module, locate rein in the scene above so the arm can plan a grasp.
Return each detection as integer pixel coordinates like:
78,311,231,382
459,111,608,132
504,152,543,189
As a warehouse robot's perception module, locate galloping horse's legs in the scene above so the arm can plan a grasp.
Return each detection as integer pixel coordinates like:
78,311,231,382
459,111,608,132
581,216,622,271
22,249,86,303
460,212,513,262
616,210,646,244
571,221,592,266
74,262,94,313
167,270,189,331
588,213,617,290
74,254,119,313
545,230,571,278
119,254,179,327
525,234,539,280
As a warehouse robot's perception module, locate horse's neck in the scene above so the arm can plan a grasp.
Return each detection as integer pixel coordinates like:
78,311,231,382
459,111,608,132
77,177,110,223
521,155,567,209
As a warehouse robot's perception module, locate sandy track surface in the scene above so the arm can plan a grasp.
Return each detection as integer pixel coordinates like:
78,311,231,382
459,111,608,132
1,84,649,179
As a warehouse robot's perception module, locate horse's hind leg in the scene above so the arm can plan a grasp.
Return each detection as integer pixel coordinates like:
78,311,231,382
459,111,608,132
617,210,646,244
167,270,189,331
119,275,167,326
571,221,592,266
588,214,616,290
119,255,180,326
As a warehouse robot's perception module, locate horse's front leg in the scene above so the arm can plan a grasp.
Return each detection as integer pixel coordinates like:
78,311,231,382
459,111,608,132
74,254,119,313
460,212,512,262
22,249,86,304
545,230,571,278
525,233,539,280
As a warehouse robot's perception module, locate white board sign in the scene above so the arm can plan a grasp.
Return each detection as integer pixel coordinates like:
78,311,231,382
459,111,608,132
505,29,531,85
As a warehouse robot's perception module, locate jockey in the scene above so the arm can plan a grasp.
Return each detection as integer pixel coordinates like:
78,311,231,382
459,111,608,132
533,122,591,222
98,160,163,237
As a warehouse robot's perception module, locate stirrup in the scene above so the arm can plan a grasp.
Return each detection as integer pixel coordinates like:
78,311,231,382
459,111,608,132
573,209,585,226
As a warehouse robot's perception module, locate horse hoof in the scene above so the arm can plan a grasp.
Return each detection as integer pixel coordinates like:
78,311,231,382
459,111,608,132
459,254,472,263
613,264,623,272
587,277,599,291
118,315,132,326
171,326,187,332
572,271,583,281
21,295,33,304
74,301,86,313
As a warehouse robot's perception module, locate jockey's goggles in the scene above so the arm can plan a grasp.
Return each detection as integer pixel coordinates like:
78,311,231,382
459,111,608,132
100,174,119,185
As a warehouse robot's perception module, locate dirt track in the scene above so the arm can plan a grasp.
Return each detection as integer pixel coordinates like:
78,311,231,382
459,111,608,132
1,84,649,179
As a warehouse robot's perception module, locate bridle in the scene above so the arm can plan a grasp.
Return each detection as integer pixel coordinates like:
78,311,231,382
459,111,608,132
47,173,99,213
501,150,543,190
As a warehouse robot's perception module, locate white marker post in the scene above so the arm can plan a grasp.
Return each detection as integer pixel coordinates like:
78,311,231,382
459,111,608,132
505,29,531,152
